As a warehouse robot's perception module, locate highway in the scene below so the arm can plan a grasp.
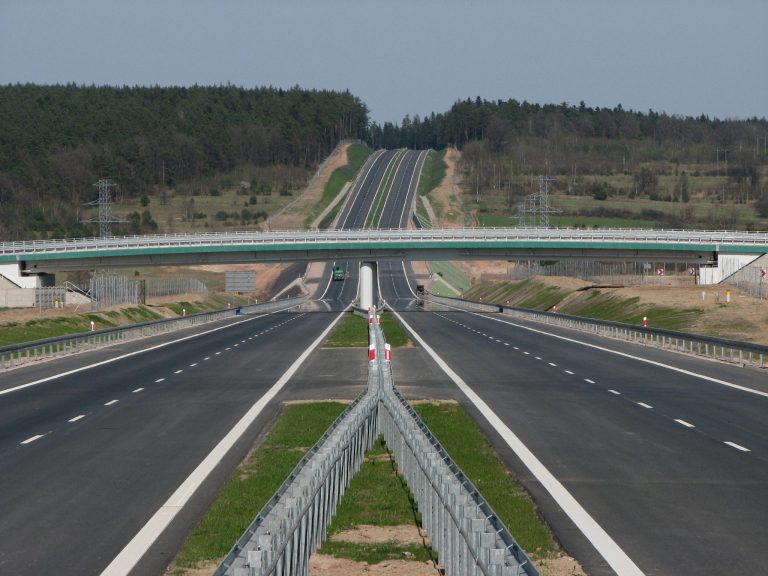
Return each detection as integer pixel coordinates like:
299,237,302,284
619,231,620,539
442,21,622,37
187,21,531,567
368,149,768,574
3,144,766,576
0,149,404,574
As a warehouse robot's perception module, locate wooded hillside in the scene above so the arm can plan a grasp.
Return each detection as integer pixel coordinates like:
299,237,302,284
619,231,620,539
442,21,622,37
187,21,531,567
0,84,368,240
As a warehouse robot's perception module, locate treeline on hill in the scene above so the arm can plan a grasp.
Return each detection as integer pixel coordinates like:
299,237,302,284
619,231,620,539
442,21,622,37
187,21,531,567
0,84,368,240
370,98,768,228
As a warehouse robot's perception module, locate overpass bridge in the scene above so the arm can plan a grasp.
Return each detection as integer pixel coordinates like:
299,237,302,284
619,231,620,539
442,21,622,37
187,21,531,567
1,227,766,281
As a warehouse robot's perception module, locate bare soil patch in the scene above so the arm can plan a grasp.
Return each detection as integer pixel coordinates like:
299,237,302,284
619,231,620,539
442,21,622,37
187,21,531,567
536,554,588,576
309,555,439,576
331,525,428,547
268,144,350,230
430,148,465,227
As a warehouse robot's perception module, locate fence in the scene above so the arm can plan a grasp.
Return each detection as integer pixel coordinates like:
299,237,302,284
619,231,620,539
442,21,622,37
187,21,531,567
89,274,208,310
506,259,697,286
0,297,306,371
721,254,768,299
215,317,537,576
426,293,768,369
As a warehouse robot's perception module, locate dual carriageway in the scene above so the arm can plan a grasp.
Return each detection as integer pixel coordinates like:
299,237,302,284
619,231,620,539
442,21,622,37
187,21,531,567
1,149,766,575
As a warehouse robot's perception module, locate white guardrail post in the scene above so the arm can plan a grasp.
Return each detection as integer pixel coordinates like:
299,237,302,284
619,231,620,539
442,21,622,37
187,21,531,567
214,309,538,576
0,297,307,371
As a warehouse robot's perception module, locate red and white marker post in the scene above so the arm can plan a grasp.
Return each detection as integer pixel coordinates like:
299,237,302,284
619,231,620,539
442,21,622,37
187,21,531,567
384,343,392,362
642,316,648,327
368,343,376,362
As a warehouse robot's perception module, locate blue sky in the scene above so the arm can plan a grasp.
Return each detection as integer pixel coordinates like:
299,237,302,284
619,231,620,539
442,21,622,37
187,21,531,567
1,0,766,123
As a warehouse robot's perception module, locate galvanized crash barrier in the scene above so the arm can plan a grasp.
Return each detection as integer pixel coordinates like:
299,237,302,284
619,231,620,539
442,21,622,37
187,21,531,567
215,313,538,576
427,293,768,369
0,297,306,370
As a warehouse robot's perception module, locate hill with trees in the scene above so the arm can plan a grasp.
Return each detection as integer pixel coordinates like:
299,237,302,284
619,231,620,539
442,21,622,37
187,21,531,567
370,98,768,229
0,84,368,240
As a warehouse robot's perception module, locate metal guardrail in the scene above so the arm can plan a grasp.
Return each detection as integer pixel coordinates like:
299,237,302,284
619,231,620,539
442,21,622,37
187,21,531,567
215,316,537,576
0,297,307,371
3,227,768,257
427,293,768,369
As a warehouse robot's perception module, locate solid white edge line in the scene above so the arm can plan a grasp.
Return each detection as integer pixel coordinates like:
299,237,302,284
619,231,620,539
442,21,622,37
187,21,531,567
391,309,645,576
463,309,768,400
99,307,349,576
723,441,750,452
0,309,295,398
674,419,695,428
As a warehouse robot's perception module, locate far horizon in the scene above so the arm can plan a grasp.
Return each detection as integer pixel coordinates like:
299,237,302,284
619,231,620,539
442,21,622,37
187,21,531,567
1,1,765,125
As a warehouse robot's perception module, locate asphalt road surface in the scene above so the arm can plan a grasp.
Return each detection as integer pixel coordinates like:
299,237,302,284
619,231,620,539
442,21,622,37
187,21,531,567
389,305,768,575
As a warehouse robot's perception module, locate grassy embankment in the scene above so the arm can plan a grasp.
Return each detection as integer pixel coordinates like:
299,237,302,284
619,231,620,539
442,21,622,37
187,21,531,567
365,149,408,228
309,144,373,229
0,293,254,346
428,261,470,297
464,278,703,331
414,149,448,227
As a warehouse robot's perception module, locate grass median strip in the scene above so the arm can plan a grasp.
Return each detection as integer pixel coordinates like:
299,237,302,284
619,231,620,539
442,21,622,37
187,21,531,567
414,402,556,558
169,402,347,575
324,311,411,348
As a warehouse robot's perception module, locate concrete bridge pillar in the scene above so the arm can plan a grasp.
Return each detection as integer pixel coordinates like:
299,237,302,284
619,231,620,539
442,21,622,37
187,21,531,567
359,261,377,311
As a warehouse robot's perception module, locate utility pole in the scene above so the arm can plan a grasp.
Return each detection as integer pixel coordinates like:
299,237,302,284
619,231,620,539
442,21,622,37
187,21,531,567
81,178,125,237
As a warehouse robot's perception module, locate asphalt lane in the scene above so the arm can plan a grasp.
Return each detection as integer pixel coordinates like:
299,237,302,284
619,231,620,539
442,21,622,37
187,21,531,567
395,308,768,575
337,149,399,229
0,310,341,575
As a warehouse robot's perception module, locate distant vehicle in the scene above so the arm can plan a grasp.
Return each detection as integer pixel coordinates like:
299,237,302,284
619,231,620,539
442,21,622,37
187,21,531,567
416,284,425,294
332,264,346,281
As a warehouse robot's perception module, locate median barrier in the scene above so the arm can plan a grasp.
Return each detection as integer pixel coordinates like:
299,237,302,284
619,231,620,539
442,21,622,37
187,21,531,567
214,321,538,576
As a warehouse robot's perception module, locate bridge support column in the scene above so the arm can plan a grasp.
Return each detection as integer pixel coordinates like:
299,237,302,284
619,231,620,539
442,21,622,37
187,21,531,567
359,261,376,311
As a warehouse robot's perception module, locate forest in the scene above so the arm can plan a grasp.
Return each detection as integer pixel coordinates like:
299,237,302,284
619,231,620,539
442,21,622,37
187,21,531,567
371,97,768,229
0,84,368,240
2,85,768,240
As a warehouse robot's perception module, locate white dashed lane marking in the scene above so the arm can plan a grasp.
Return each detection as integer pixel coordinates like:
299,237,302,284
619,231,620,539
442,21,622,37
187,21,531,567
155,378,165,383
724,441,750,452
204,357,210,361
636,402,653,409
68,415,86,423
549,362,557,367
189,363,197,367
133,388,144,393
174,370,183,374
564,370,574,375
105,399,119,406
21,435,44,445
674,419,695,428
608,390,621,395
585,379,595,384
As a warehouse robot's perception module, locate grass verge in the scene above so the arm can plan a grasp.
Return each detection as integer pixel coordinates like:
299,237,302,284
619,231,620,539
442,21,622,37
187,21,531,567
307,143,372,228
318,436,434,564
324,311,411,348
415,403,556,558
417,149,447,197
170,402,347,574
